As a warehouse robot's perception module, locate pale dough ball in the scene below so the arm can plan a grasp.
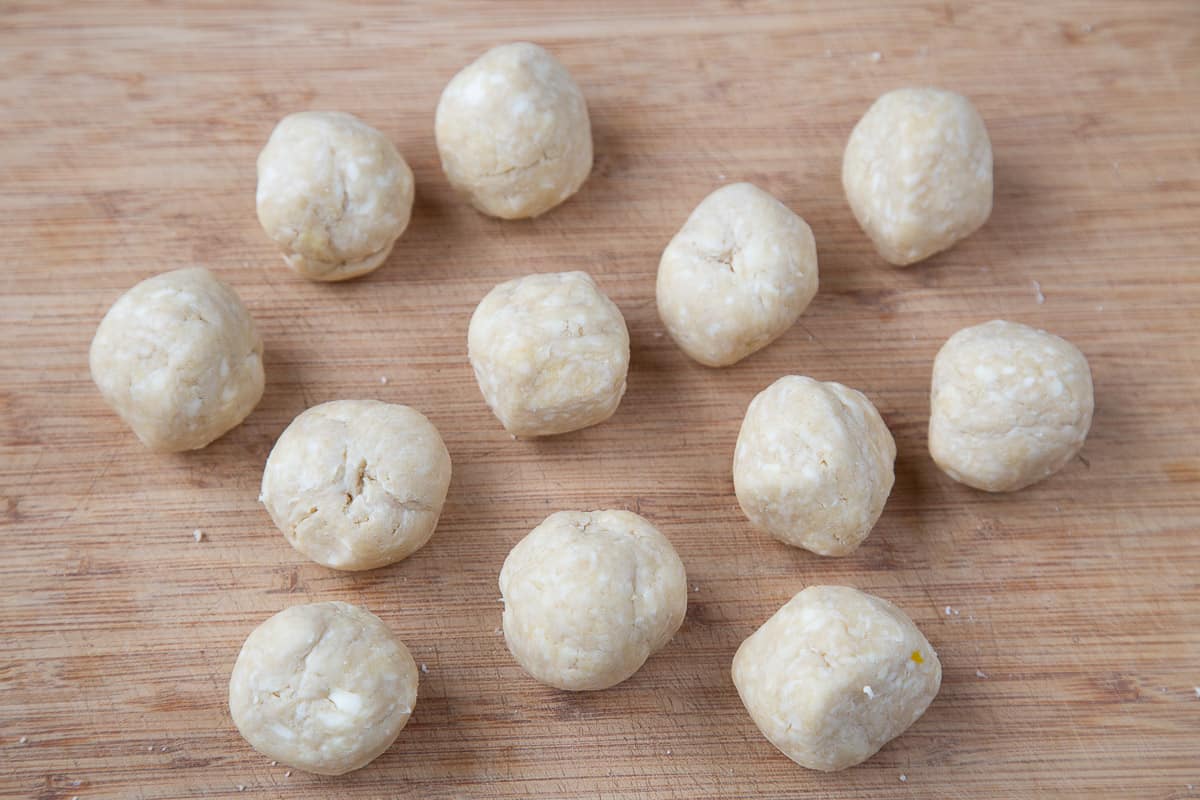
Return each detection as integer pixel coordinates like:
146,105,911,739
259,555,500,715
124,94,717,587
468,271,629,437
499,510,688,691
656,182,819,367
89,267,264,452
261,400,451,571
256,111,414,281
435,42,592,219
929,319,1094,492
843,87,992,265
732,585,942,771
734,376,895,556
229,602,418,775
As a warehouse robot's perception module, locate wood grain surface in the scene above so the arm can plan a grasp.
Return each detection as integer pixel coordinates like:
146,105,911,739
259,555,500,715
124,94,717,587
2,2,1198,798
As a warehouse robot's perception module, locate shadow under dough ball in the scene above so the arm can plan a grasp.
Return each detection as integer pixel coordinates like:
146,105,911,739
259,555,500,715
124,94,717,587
89,267,264,452
256,111,414,281
435,42,592,219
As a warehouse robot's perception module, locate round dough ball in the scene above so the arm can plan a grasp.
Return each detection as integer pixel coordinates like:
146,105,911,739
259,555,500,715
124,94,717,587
89,267,264,452
256,111,414,281
732,585,942,772
468,271,629,437
229,602,418,775
842,87,992,265
435,42,592,219
261,400,451,571
929,319,1094,492
499,510,687,691
656,183,819,367
734,376,895,556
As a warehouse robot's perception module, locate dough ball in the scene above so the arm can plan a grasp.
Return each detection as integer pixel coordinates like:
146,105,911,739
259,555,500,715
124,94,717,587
435,42,592,219
468,271,629,437
929,319,1094,492
89,267,264,452
256,111,414,281
499,510,688,691
229,602,418,775
732,585,941,772
261,400,451,571
734,376,895,556
656,183,819,367
842,87,992,265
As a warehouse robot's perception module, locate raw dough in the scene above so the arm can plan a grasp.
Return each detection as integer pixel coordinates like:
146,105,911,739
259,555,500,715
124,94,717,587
435,42,592,219
229,602,418,775
656,182,818,367
499,510,687,691
89,267,264,452
842,87,992,265
256,111,414,281
732,585,941,771
468,271,629,437
929,319,1094,492
261,400,451,571
733,376,895,556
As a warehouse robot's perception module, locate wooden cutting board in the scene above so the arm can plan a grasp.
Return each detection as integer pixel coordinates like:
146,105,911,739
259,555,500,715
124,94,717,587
2,2,1197,798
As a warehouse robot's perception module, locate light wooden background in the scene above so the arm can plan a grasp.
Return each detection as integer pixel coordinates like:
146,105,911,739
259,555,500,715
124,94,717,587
2,2,1198,798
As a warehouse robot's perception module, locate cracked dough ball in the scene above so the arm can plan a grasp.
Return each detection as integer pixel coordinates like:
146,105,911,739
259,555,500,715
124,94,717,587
468,271,629,437
929,319,1094,492
89,267,264,452
256,111,414,281
843,87,992,265
261,400,451,571
229,602,418,775
733,585,941,771
734,376,895,556
657,183,818,367
435,42,592,219
499,510,687,691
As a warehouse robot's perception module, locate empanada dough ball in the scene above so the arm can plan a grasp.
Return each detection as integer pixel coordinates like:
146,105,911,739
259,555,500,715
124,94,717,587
256,111,414,281
929,319,1094,492
89,267,264,452
435,42,592,219
468,271,629,437
732,586,942,772
499,510,688,691
657,183,818,367
229,602,418,775
734,376,895,556
843,87,992,265
261,400,451,571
